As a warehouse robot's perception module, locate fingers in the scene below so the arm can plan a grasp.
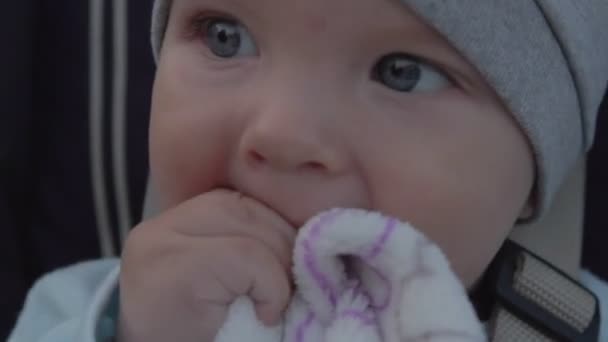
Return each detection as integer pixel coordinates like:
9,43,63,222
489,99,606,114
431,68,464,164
121,189,297,338
216,236,293,326
164,190,297,271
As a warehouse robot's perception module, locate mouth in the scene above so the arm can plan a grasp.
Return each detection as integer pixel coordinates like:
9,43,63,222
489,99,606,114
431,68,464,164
217,175,368,229
216,184,304,228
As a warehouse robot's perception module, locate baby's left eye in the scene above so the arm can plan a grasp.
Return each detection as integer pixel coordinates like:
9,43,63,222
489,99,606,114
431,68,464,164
372,53,451,93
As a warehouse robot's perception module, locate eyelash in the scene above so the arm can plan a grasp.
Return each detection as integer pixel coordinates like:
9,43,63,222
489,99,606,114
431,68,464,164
423,59,458,86
371,52,420,80
187,11,234,41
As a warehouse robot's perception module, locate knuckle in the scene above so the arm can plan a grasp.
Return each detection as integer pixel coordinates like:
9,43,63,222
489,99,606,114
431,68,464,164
122,219,179,266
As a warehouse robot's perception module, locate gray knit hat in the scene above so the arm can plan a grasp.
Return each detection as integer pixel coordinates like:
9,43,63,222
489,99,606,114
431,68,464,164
149,0,608,222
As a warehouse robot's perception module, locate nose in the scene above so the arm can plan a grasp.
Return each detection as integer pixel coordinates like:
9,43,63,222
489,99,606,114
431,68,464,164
239,101,348,175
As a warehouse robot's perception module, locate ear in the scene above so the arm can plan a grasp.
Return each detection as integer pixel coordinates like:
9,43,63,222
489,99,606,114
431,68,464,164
517,187,536,221
518,200,534,221
510,158,586,278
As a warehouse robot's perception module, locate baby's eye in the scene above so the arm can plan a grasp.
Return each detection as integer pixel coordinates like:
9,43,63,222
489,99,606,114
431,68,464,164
201,18,257,58
372,53,450,92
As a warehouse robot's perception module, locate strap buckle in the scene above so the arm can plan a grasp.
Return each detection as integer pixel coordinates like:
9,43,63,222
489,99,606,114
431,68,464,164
477,240,600,341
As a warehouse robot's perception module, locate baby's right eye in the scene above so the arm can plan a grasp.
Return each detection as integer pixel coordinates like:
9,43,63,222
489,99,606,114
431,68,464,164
198,17,258,58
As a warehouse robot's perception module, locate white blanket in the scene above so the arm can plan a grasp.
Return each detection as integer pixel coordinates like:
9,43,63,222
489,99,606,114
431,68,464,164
214,208,485,342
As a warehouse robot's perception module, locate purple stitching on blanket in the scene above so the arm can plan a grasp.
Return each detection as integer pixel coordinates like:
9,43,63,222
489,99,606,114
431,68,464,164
338,309,376,325
296,311,315,342
302,210,342,307
366,217,397,260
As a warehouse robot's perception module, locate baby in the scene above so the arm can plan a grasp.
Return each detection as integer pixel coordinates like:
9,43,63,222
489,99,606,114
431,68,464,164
9,0,608,341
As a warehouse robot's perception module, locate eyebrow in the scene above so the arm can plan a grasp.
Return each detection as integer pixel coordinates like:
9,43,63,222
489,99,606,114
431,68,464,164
176,0,257,18
173,0,266,37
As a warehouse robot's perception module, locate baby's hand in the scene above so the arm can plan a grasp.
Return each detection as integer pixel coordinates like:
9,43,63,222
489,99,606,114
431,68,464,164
117,189,296,342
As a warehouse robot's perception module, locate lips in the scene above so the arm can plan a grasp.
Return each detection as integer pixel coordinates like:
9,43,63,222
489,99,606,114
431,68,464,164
220,181,367,230
236,187,303,228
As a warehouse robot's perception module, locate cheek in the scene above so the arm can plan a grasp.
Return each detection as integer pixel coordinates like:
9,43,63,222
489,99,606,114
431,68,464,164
148,53,241,208
360,96,534,286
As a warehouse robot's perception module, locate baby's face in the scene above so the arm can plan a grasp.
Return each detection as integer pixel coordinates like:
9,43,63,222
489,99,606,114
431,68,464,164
150,0,534,286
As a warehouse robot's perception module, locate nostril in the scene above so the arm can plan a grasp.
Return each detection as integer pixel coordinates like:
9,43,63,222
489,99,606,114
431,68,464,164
246,147,330,172
249,150,266,163
303,161,327,171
